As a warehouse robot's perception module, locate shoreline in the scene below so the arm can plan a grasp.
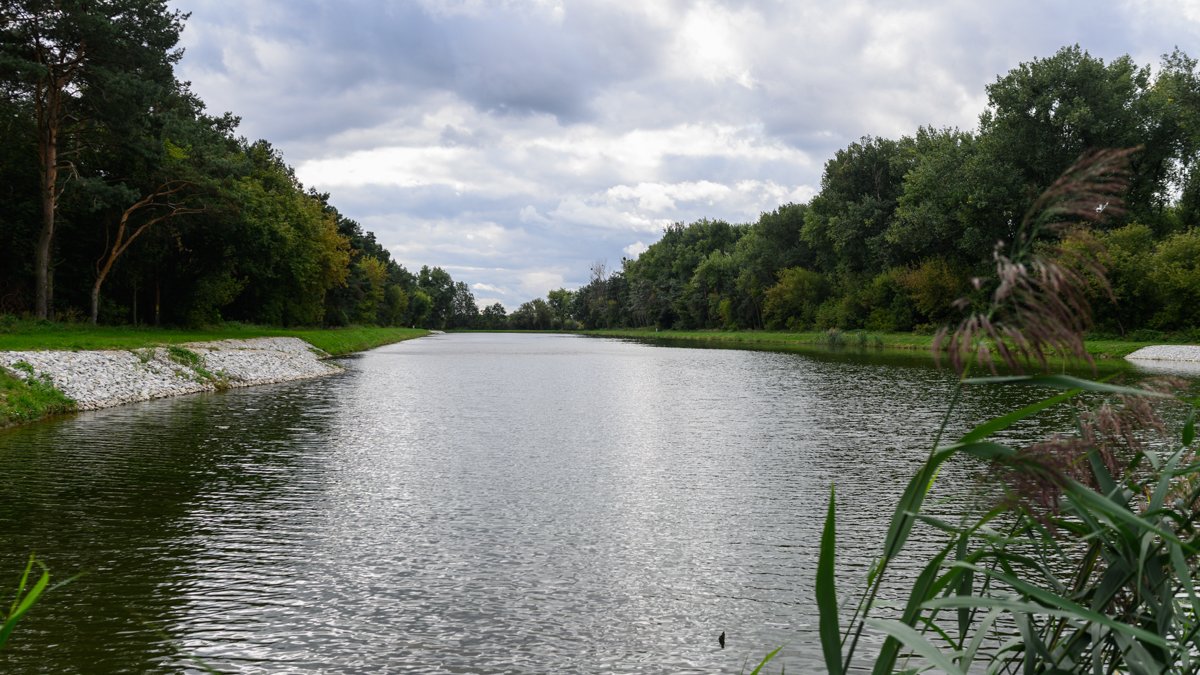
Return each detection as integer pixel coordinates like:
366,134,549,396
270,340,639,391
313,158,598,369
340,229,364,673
0,330,428,427
581,328,1179,361
1,337,340,414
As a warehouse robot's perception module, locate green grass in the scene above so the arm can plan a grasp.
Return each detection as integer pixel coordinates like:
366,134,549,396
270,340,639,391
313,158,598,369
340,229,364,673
0,323,429,427
282,327,429,356
0,322,429,357
583,328,1171,361
0,365,75,427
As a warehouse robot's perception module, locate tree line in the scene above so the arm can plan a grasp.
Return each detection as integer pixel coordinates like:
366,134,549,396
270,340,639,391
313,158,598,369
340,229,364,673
516,46,1200,337
0,0,481,329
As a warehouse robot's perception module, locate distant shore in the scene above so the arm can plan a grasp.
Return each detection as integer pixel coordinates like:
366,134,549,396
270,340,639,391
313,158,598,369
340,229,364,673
581,328,1171,361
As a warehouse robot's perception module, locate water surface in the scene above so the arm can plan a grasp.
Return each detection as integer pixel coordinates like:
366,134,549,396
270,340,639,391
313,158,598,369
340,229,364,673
0,333,1172,672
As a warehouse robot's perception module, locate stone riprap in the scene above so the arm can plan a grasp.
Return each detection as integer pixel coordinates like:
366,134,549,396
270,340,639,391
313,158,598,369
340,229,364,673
1125,345,1200,363
0,337,341,411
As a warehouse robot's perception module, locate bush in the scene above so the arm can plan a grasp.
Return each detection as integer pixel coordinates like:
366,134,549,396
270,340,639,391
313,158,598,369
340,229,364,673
763,267,826,330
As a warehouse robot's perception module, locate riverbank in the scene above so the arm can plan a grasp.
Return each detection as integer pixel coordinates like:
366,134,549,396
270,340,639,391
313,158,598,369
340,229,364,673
0,322,429,356
583,328,1159,361
0,326,429,427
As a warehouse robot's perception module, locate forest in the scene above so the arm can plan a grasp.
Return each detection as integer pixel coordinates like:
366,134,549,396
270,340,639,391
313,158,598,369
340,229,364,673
0,0,481,329
4,3,1199,336
520,46,1200,338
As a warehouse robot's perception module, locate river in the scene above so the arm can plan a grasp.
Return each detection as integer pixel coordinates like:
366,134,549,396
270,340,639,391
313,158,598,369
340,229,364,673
0,333,1183,673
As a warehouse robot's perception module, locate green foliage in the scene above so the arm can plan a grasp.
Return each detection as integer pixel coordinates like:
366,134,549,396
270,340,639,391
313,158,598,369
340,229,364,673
165,345,201,369
898,258,967,327
0,363,74,426
479,302,508,330
520,47,1200,338
1087,224,1200,334
807,148,1200,675
1,554,50,649
1148,229,1200,329
763,267,826,330
509,298,554,330
0,5,478,328
818,376,1200,674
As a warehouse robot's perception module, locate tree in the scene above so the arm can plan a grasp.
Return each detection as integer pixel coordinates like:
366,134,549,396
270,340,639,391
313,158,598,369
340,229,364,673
546,288,574,329
86,91,239,324
219,140,349,326
381,284,408,326
480,302,507,329
417,265,455,328
0,0,187,319
886,127,1018,267
978,45,1195,227
407,288,432,327
353,256,388,324
763,266,826,329
448,281,478,328
801,136,914,276
511,298,552,329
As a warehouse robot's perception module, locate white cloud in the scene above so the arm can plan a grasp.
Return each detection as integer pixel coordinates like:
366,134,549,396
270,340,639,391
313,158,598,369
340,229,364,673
667,1,761,88
519,270,567,298
623,241,649,258
170,0,1200,308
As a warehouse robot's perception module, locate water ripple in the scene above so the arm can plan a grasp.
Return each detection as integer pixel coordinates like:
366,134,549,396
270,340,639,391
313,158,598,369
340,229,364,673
0,333,1136,673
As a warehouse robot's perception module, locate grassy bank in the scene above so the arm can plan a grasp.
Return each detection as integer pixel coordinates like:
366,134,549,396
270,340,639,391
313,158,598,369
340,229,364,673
0,323,429,427
583,328,1163,361
0,323,429,357
0,366,75,427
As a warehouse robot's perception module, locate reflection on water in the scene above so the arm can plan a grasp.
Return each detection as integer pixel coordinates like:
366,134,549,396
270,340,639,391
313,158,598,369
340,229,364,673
0,333,1184,672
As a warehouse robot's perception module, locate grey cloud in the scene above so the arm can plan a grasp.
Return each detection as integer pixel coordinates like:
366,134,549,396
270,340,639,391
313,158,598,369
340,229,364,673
169,0,1200,310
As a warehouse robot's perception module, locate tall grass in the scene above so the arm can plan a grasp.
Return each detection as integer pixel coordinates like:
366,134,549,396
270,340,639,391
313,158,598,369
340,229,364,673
796,149,1200,674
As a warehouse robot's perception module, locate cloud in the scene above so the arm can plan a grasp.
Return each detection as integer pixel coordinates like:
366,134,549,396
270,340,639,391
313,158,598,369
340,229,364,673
170,0,1200,310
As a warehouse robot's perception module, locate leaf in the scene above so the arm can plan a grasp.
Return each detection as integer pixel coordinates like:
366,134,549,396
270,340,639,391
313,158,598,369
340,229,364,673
871,546,951,675
748,645,783,675
1111,629,1168,675
864,619,968,675
955,536,973,643
1063,480,1180,544
959,606,1004,666
1171,543,1200,636
958,388,1081,444
0,555,49,649
816,485,842,675
879,446,958,567
926,588,1171,649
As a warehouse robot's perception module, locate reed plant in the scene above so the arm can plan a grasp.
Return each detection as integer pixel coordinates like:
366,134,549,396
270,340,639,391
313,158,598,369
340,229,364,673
791,148,1200,674
1,555,51,650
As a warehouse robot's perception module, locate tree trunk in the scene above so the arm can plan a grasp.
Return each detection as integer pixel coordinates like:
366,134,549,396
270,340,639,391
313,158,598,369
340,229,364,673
89,276,101,325
89,184,198,325
35,111,58,320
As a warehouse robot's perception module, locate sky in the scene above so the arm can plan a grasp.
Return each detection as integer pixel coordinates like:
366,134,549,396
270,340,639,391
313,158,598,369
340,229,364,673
167,0,1200,310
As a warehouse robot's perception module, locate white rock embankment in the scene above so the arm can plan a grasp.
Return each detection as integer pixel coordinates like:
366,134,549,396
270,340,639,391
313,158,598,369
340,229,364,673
1125,345,1200,363
0,337,341,411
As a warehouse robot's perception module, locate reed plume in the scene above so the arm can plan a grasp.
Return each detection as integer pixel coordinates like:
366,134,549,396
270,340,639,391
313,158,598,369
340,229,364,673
936,147,1138,375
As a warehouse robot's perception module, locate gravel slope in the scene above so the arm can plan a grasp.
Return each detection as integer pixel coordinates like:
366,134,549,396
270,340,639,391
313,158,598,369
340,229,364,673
0,337,341,410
